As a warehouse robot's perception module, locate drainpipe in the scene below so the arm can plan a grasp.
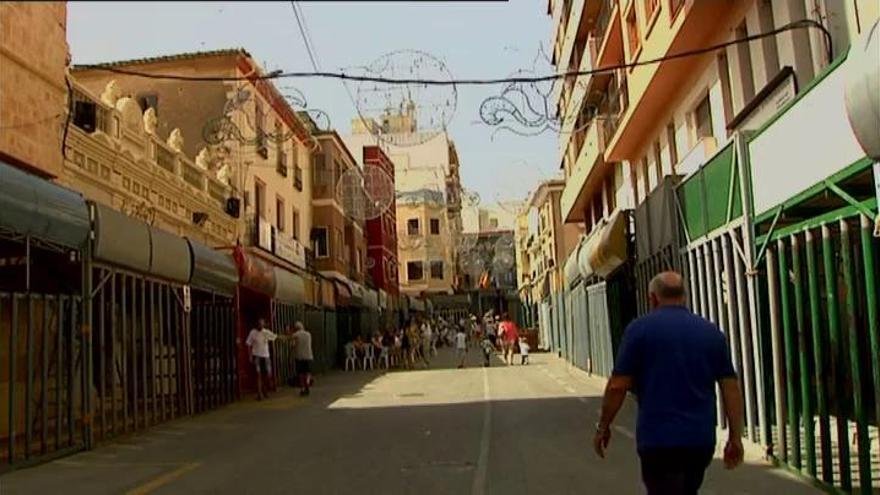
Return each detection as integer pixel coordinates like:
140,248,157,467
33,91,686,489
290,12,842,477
735,132,767,446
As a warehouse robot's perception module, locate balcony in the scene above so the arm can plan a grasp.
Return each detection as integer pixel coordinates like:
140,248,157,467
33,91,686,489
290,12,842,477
560,121,608,223
603,0,742,162
593,0,623,71
676,136,718,178
65,81,235,242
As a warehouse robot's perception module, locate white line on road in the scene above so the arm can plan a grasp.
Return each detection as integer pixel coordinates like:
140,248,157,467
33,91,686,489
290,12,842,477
470,368,491,495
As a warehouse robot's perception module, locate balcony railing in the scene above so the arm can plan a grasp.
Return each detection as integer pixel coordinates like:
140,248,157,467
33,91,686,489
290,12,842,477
593,0,616,49
601,70,629,141
67,80,234,214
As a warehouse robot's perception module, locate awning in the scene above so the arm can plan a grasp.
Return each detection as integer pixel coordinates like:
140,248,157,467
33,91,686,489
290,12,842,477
149,226,191,283
0,160,90,249
303,277,318,307
588,210,628,278
93,202,151,273
578,231,595,280
320,278,336,309
349,282,366,307
410,296,425,312
273,267,305,305
233,247,276,296
334,280,352,307
364,288,379,311
187,238,238,296
564,241,582,288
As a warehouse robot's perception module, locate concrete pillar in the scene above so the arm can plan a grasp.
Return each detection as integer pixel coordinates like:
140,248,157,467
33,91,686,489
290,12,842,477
773,0,816,87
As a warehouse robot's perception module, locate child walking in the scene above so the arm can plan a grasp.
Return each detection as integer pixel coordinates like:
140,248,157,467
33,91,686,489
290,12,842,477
518,336,530,365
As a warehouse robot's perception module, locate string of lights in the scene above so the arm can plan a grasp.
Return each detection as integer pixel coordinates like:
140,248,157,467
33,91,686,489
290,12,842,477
75,20,832,86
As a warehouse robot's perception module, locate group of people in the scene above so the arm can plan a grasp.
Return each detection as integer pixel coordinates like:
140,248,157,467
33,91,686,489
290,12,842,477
245,318,314,400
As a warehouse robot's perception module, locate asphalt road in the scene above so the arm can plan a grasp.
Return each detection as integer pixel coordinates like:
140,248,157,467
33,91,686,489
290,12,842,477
0,349,820,494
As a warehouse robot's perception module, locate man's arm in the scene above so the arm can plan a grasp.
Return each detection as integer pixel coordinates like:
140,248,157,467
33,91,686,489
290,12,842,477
593,375,632,458
720,377,745,468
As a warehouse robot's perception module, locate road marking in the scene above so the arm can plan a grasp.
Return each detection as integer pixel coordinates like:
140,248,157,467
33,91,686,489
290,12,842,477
470,368,491,495
125,462,201,495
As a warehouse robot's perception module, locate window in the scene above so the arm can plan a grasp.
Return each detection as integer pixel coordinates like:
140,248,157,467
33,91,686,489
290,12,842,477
313,153,329,186
429,218,440,235
255,180,266,220
625,6,641,59
136,93,158,114
734,22,756,108
693,94,713,141
718,53,734,131
605,173,617,213
294,165,303,191
653,141,663,181
312,227,329,258
666,122,678,173
255,99,267,158
430,261,444,280
292,208,300,241
407,261,424,281
275,121,288,177
276,196,285,232
407,218,420,236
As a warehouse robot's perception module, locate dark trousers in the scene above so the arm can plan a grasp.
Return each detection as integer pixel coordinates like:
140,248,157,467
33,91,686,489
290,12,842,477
639,447,714,495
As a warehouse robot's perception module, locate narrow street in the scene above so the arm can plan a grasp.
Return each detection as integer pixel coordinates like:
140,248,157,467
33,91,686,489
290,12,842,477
1,350,819,495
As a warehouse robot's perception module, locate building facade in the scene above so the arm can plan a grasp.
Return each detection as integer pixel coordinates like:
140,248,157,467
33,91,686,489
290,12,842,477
362,145,400,298
346,109,464,296
0,2,69,178
548,0,880,491
461,202,521,234
72,50,315,274
310,130,367,287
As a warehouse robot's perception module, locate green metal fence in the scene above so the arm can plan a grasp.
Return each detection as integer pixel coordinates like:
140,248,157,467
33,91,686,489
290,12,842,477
761,214,879,493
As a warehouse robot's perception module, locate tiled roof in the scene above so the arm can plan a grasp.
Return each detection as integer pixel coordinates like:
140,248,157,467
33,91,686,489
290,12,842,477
72,48,250,70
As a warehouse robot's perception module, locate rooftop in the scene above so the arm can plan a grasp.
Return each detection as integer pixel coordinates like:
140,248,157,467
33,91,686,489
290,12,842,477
72,48,250,70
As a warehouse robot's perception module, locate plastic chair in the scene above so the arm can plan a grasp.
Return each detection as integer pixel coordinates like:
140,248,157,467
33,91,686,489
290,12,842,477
363,344,376,370
378,346,391,369
344,343,358,371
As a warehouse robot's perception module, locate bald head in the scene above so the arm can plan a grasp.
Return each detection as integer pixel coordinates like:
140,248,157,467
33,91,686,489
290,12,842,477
648,271,686,307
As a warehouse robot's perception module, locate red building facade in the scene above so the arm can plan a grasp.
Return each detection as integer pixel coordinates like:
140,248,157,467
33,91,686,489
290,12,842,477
363,145,399,296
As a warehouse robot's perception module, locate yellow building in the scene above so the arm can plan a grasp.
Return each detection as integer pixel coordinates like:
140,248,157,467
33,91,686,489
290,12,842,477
396,189,455,296
72,50,316,275
0,2,69,178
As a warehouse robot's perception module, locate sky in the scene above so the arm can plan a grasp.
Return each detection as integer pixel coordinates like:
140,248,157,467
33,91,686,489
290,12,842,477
67,1,564,206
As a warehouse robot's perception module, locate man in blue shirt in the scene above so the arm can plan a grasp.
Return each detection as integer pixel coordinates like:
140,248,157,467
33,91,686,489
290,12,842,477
593,271,744,494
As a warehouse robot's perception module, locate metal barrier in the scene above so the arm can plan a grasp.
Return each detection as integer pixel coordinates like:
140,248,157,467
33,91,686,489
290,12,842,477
191,298,237,414
89,267,194,443
1,292,86,469
762,215,879,493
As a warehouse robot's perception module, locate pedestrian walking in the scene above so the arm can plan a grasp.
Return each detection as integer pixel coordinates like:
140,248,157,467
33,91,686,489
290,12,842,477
245,318,277,401
518,336,530,365
480,334,494,367
292,321,313,397
498,313,519,365
420,318,433,368
593,272,744,494
455,326,468,368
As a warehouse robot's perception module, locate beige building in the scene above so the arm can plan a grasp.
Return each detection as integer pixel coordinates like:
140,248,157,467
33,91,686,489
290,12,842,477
346,108,464,295
0,2,69,178
461,202,521,234
72,50,315,274
395,189,455,295
62,78,237,246
524,180,582,302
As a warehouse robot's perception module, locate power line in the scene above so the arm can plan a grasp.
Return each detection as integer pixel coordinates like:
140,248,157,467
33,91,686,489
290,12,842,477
76,20,832,85
290,1,320,71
